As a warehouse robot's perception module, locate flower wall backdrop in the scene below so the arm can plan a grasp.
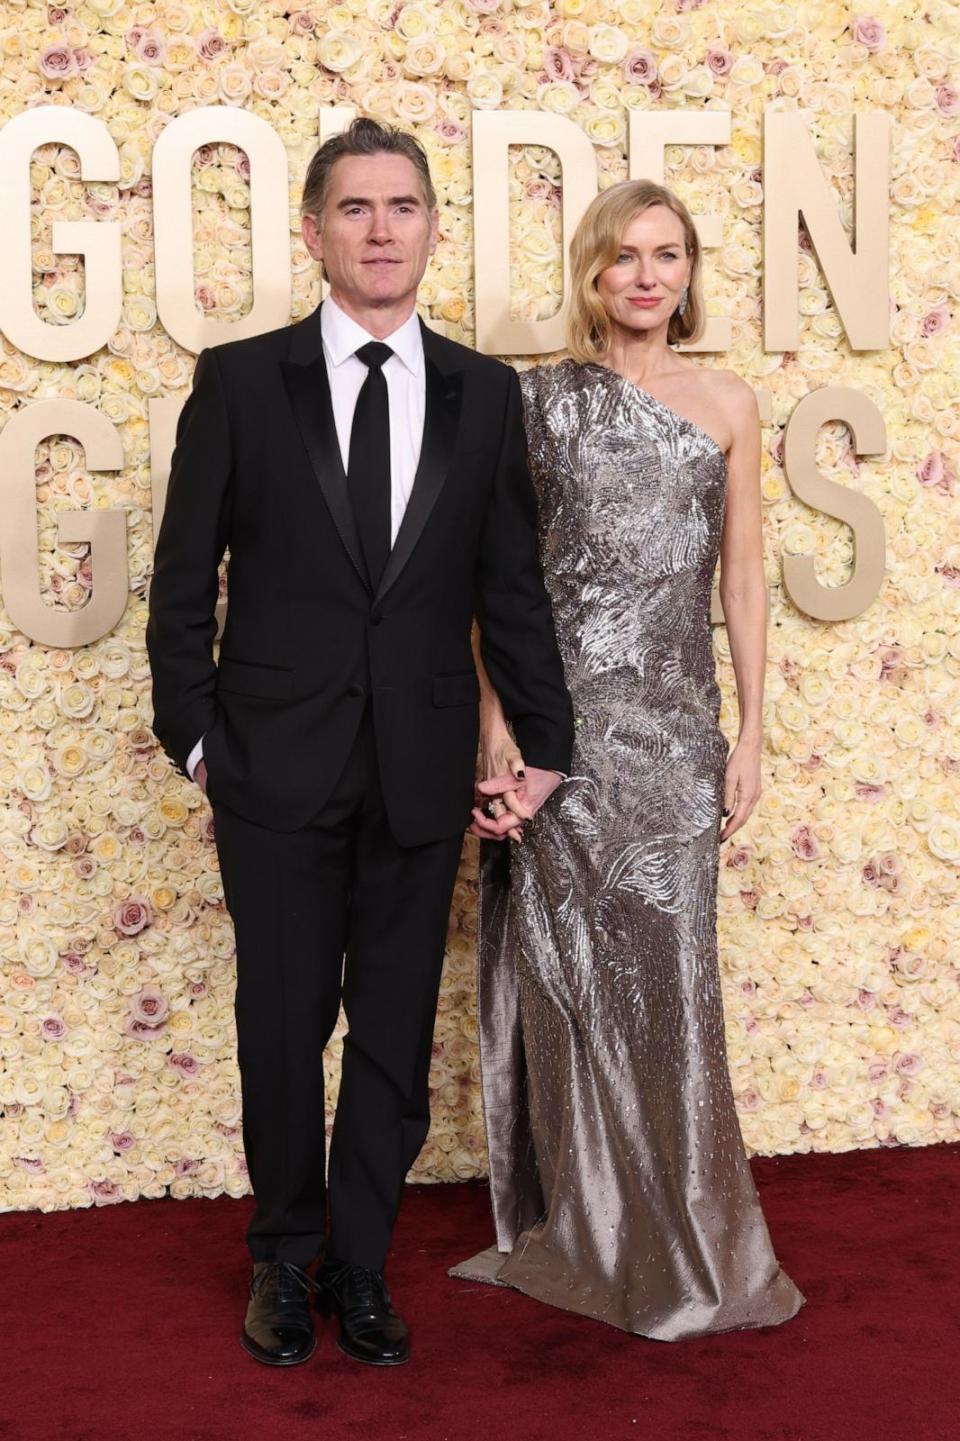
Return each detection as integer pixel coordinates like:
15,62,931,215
0,0,958,1211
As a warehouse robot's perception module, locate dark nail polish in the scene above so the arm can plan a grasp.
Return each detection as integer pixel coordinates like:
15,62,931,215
516,769,525,779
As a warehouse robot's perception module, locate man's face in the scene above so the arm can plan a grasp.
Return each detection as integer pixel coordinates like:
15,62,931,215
302,152,439,316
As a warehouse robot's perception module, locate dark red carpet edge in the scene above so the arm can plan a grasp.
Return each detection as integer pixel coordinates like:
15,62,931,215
1,1145,958,1441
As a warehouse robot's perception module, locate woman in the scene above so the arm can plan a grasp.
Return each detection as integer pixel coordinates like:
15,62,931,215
455,181,804,1339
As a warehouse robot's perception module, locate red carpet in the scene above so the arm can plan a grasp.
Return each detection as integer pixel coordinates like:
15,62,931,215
2,1145,958,1441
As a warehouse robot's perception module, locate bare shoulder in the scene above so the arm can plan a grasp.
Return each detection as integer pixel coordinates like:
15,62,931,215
703,367,758,418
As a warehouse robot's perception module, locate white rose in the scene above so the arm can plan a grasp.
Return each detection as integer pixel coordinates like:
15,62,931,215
317,32,363,72
927,819,960,863
123,64,159,102
588,25,628,65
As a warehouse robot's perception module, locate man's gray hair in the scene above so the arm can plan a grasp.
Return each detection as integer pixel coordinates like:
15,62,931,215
301,118,437,221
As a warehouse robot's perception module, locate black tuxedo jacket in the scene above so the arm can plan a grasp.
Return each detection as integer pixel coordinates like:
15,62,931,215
146,306,574,844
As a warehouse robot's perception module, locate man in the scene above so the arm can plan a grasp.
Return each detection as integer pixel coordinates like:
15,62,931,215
147,119,573,1368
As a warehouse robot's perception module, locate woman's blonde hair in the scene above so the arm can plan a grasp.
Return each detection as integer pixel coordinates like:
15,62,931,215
565,180,704,361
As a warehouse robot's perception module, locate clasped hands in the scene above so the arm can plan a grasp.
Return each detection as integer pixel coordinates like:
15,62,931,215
469,732,562,844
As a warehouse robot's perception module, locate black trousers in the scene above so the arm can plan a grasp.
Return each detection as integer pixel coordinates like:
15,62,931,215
211,709,463,1271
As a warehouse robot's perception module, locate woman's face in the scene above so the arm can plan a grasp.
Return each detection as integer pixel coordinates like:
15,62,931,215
595,206,692,337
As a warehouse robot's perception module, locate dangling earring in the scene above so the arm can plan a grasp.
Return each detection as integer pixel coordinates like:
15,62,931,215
678,286,689,318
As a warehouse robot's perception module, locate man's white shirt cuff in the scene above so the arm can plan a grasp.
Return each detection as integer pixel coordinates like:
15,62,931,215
186,737,204,781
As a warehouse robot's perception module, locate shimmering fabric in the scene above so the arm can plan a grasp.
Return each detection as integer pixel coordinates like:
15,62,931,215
454,360,804,1339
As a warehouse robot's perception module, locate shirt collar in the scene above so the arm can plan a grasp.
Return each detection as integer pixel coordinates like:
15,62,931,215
321,297,424,377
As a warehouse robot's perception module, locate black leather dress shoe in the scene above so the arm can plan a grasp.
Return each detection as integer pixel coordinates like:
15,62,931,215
241,1260,317,1366
316,1262,409,1366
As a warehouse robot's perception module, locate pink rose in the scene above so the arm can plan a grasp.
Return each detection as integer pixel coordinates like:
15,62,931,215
738,1088,761,1111
115,898,152,935
895,1052,923,1075
60,951,89,975
41,1015,67,1040
790,825,820,861
855,782,886,802
878,645,903,678
74,48,94,73
436,119,467,144
739,889,758,909
623,48,657,85
197,28,228,61
858,991,878,1013
16,1157,45,1174
188,981,208,999
675,0,705,11
707,48,734,76
852,17,886,51
938,565,960,588
464,0,501,11
195,284,216,312
48,7,68,21
39,43,77,81
175,1158,200,1176
543,46,575,82
727,845,752,870
134,31,166,65
921,306,950,337
110,1131,136,1153
861,861,880,887
130,986,168,1027
125,1020,155,1040
169,1052,201,1078
89,1180,123,1206
936,84,959,116
289,11,316,34
916,451,945,487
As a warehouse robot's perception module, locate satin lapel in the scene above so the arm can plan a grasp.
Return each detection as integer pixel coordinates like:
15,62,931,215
375,357,462,603
279,321,369,592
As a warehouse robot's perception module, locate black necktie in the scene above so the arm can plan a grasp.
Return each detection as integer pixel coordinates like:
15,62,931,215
348,341,393,590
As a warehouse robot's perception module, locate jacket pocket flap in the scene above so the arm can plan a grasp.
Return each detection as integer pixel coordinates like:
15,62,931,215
432,671,481,707
217,657,294,699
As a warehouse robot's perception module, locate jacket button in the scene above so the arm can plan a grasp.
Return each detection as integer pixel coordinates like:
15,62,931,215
347,683,365,698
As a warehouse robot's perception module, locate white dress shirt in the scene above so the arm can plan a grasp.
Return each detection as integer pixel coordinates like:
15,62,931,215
185,299,426,780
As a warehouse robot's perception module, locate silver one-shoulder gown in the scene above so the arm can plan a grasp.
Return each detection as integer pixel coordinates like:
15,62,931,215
454,361,803,1340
